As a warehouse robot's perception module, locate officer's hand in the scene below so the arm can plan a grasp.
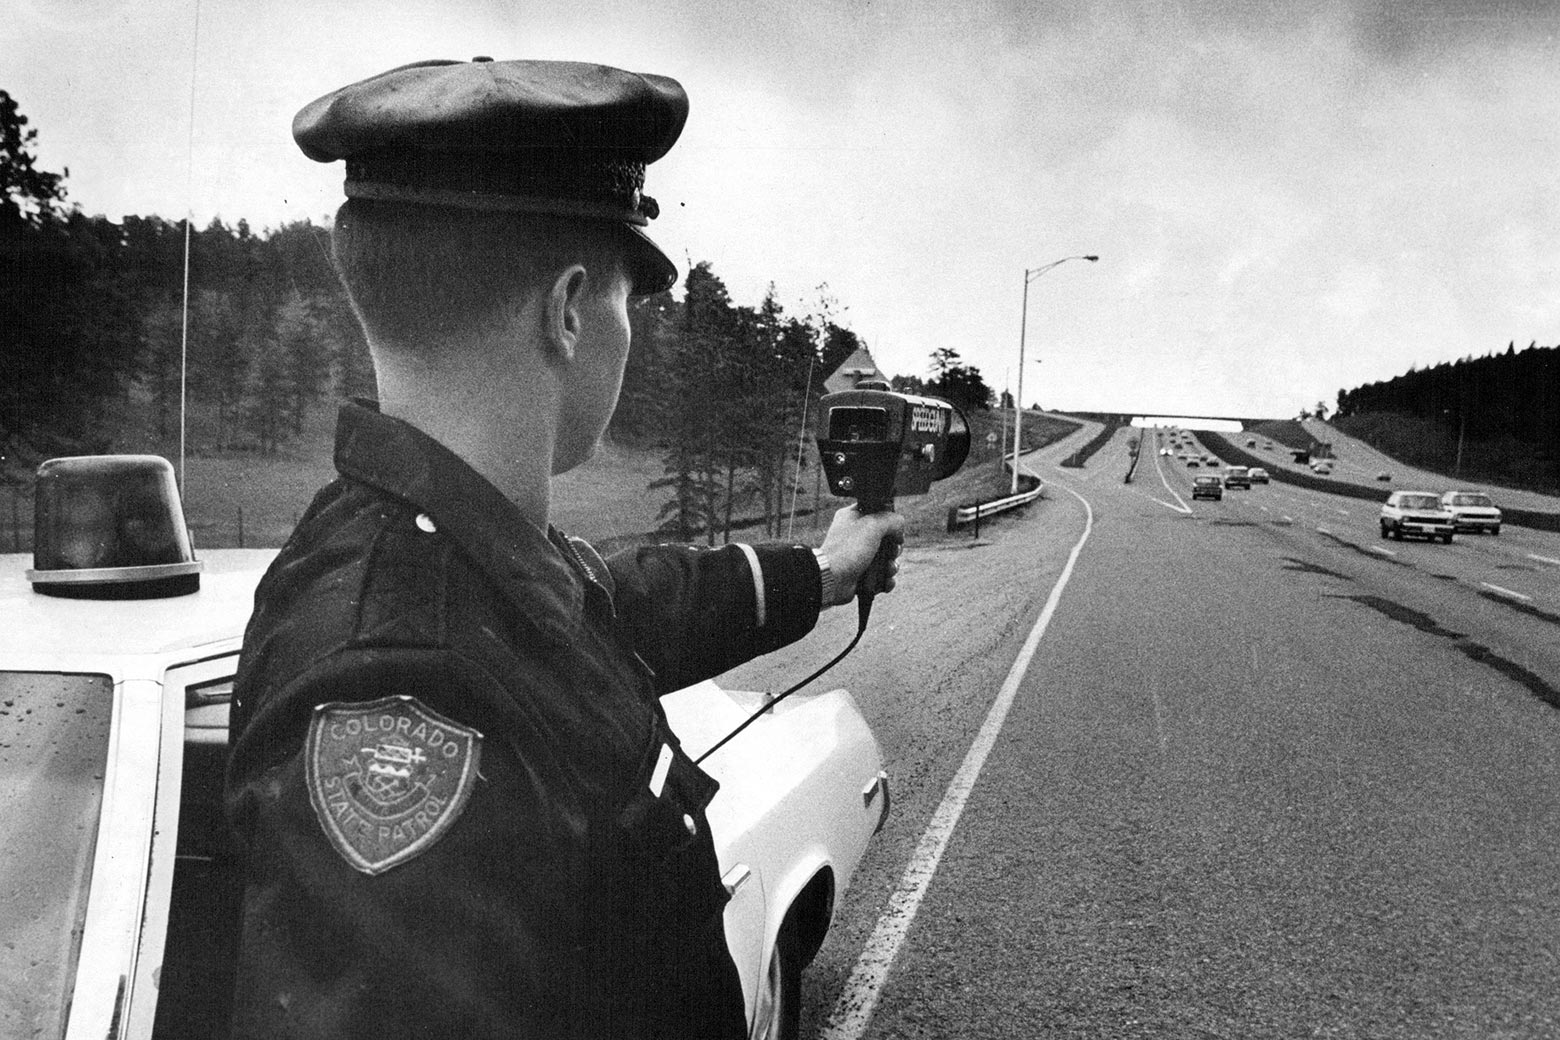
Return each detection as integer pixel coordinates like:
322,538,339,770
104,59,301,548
819,505,906,606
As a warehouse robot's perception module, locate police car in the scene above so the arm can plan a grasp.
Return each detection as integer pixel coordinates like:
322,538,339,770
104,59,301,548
1,456,887,1040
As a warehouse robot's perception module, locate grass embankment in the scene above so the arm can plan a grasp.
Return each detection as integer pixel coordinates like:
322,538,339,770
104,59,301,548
1245,420,1317,453
1331,413,1559,495
1060,422,1123,468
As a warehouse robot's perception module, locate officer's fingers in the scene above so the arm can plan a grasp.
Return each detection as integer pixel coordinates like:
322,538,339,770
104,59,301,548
878,556,900,593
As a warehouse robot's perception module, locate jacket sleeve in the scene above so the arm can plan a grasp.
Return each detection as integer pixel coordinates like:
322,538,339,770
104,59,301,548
606,541,823,694
225,647,596,1040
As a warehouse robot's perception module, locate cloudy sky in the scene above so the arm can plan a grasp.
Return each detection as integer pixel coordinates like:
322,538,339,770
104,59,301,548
5,0,1558,418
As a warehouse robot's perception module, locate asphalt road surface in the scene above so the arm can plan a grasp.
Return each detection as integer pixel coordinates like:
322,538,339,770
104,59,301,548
724,427,1560,1039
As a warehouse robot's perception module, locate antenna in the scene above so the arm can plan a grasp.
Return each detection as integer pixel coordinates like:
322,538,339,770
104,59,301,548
784,353,816,540
176,0,203,493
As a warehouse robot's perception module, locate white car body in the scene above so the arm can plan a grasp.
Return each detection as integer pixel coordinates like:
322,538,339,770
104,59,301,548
0,549,887,1040
1379,491,1456,543
1439,491,1502,534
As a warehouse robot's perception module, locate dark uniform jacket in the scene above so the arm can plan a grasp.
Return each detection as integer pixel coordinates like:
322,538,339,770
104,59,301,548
226,402,825,1039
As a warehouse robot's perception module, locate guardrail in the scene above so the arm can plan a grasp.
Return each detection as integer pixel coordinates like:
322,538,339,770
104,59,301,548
947,478,1043,532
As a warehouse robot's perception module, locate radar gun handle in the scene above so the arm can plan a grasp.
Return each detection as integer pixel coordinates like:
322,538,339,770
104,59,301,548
854,496,899,619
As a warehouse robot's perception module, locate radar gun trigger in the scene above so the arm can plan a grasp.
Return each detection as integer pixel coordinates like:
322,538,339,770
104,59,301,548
816,381,970,608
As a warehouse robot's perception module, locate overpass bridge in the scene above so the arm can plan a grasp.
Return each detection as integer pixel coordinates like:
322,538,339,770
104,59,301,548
1062,411,1278,431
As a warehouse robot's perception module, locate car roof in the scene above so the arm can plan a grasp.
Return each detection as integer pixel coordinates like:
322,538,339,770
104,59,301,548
0,550,275,673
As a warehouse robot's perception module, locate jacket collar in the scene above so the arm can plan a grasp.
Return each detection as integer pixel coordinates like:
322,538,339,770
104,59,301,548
333,400,587,642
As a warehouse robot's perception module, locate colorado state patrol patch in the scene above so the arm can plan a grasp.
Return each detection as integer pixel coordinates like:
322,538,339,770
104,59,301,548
305,695,483,875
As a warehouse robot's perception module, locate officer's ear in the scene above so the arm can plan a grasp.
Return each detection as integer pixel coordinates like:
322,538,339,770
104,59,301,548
540,263,589,366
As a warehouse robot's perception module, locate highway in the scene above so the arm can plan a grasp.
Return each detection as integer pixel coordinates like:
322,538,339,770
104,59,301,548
724,425,1560,1039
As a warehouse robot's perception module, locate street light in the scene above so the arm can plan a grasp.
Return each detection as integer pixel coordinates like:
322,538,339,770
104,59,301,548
1012,254,1098,493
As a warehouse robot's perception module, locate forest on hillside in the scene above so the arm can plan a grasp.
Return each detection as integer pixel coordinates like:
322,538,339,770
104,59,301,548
1334,342,1560,491
1,89,995,544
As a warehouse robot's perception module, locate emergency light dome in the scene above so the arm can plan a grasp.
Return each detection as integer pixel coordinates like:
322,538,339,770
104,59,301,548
26,455,203,598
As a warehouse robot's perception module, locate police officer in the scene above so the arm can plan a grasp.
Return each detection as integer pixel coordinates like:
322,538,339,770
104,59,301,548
224,58,903,1039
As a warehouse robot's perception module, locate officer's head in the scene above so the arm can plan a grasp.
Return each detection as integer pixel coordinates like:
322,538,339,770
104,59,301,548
294,57,688,469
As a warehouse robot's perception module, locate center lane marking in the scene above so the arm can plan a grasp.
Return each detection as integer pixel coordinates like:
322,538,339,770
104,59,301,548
820,479,1097,1040
1528,553,1560,567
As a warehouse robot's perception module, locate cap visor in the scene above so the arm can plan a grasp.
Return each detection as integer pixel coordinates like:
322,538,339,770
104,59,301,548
624,225,678,296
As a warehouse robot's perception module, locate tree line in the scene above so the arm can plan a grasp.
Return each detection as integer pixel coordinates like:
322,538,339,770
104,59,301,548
2,89,993,543
2,85,371,465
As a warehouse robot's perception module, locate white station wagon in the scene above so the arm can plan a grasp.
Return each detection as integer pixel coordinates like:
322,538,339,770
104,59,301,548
1439,490,1502,535
1,456,888,1040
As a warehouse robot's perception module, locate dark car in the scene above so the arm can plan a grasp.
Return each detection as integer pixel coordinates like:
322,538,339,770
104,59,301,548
1192,474,1223,500
1223,466,1251,489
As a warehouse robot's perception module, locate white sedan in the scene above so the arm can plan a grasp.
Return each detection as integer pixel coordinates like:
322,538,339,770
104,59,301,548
1,458,887,1040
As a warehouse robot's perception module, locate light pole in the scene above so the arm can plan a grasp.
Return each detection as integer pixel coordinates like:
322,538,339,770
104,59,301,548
1012,254,1098,493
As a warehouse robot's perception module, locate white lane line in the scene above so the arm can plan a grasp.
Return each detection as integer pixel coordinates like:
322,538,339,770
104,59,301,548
1149,682,1168,755
1370,546,1397,556
819,480,1096,1040
1335,507,1351,516
1316,526,1332,535
1481,582,1534,602
1528,553,1560,567
1282,515,1294,523
1153,451,1192,513
1144,494,1190,514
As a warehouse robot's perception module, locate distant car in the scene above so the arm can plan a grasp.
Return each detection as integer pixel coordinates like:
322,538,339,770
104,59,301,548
1192,474,1223,500
1223,465,1251,489
1377,472,1392,482
1,456,888,1040
1439,491,1502,535
1380,491,1455,543
1245,438,1257,448
1248,467,1270,484
1310,461,1334,475
1263,442,1274,450
1187,459,1200,468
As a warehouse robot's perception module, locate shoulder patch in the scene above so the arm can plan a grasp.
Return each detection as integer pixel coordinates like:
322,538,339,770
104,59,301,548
306,695,483,875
